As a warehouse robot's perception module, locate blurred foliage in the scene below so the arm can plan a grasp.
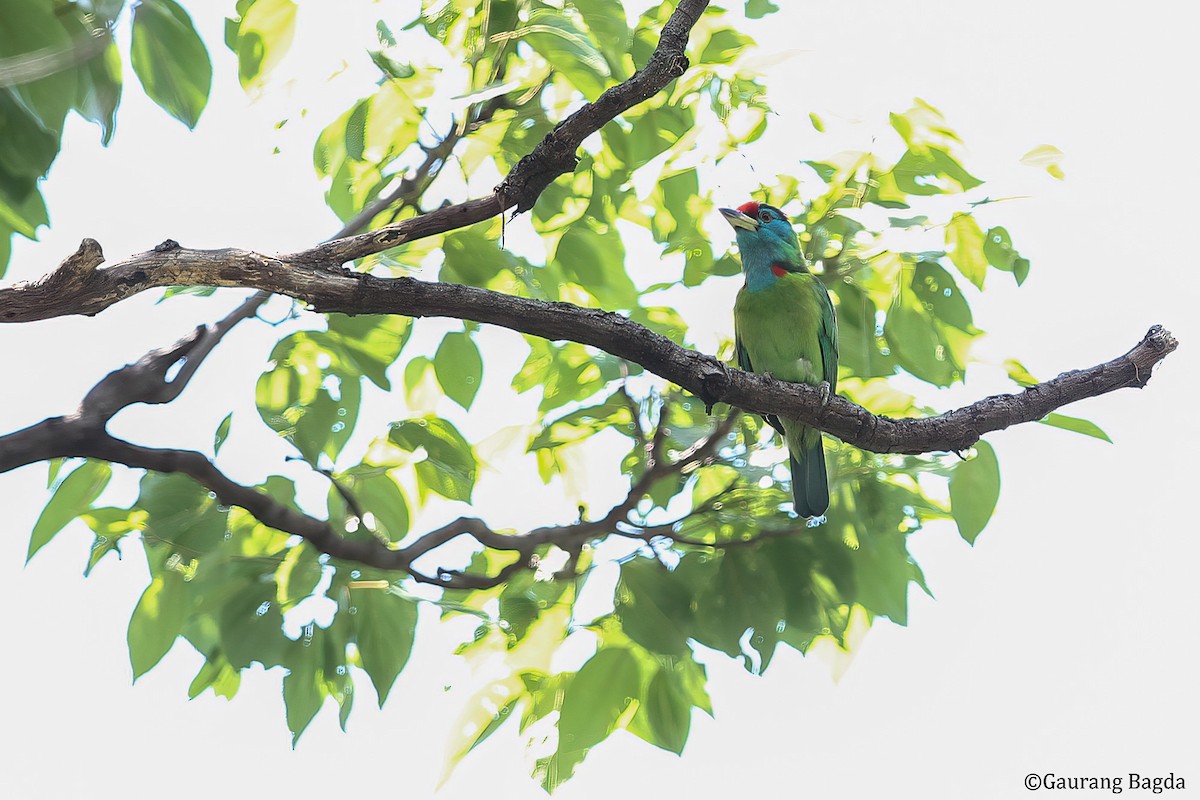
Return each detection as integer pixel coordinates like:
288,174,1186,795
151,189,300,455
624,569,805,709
8,0,1110,792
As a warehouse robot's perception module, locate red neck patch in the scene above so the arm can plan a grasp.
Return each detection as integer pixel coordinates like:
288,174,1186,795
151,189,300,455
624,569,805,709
738,201,761,216
771,263,788,277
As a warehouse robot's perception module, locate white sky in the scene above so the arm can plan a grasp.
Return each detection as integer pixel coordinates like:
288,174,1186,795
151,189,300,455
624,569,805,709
2,1,1198,797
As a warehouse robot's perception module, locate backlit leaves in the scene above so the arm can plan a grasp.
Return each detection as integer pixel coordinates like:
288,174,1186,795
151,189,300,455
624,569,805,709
521,10,610,101
256,315,410,463
434,330,484,410
1021,144,1066,180
949,441,1001,544
539,646,641,786
1039,413,1111,443
229,0,297,92
129,572,190,678
131,0,212,129
349,586,418,706
389,417,477,502
983,225,1031,285
27,459,112,563
946,212,988,289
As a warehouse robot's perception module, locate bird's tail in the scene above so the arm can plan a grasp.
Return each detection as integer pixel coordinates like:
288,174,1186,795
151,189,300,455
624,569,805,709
789,436,829,518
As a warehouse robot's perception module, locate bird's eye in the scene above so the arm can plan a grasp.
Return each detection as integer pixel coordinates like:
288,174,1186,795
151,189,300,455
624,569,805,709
759,210,771,221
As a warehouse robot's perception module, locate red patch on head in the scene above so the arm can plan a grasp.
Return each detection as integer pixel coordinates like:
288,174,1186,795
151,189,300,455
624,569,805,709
737,201,761,216
771,264,788,277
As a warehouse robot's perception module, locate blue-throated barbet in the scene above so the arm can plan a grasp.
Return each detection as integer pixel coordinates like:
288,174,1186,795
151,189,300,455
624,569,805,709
720,201,838,519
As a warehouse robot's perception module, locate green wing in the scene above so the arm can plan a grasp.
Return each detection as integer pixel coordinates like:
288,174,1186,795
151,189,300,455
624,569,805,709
735,332,785,437
818,283,838,391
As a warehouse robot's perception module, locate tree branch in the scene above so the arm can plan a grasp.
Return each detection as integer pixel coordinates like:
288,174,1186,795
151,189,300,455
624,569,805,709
0,243,1175,454
0,347,746,586
0,0,706,316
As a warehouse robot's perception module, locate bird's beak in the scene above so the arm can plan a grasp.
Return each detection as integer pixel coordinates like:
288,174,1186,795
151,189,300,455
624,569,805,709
720,207,760,232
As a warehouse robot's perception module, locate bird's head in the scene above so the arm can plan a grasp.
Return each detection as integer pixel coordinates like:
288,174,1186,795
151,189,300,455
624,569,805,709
719,201,802,273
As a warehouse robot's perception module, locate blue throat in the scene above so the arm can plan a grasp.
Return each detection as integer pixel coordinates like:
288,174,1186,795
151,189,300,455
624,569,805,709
735,225,803,292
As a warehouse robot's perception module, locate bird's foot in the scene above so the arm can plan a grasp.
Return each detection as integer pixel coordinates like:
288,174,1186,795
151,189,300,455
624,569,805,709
806,514,827,529
815,381,832,408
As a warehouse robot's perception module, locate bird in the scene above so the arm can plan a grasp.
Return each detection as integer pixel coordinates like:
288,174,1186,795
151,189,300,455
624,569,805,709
720,201,838,519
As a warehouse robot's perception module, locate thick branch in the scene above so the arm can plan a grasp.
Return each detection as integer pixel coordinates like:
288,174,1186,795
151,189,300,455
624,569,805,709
0,249,1173,453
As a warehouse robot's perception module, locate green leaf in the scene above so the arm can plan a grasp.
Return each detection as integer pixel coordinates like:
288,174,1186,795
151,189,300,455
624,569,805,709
235,0,297,91
214,413,233,455
700,28,752,65
130,0,213,129
434,330,484,410
255,331,364,463
0,0,75,136
225,0,256,50
0,176,49,239
297,374,360,462
128,573,190,679
46,458,65,488
136,472,230,567
389,418,477,502
345,99,368,161
497,568,569,644
884,296,959,387
949,440,1000,544
574,0,632,77
554,222,637,308
983,226,1032,286
276,543,323,605
514,339,627,414
745,0,781,19
27,460,112,563
1038,413,1112,443
325,314,411,391
218,581,290,670
91,0,126,23
640,668,691,754
352,473,410,542
0,223,11,278
440,227,508,288
1013,256,1031,286
282,649,324,745
1020,144,1066,180
522,10,610,101
833,283,896,379
69,31,123,146
692,549,784,672
982,225,1015,270
1003,358,1039,388
461,697,518,756
0,112,50,188
543,647,641,786
892,147,982,196
81,506,140,577
945,212,987,289
350,587,418,706
911,260,973,332
188,655,241,700
615,559,694,656
188,656,241,700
